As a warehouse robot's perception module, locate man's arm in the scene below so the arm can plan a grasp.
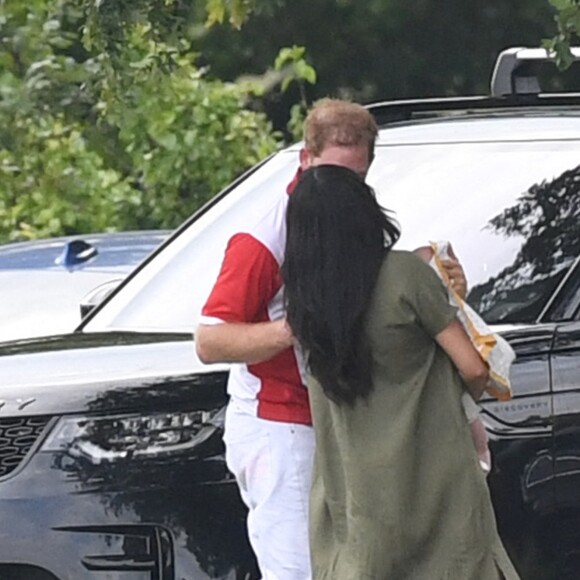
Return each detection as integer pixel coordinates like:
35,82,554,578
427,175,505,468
196,230,293,365
195,319,295,364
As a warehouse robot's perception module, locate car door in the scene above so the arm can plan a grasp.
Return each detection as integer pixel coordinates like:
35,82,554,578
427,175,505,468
548,261,580,578
480,323,555,578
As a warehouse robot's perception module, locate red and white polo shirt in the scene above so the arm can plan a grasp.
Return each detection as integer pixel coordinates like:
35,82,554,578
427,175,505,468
200,171,311,425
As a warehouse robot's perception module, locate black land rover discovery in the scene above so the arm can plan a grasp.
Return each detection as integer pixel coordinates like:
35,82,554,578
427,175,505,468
1,47,580,580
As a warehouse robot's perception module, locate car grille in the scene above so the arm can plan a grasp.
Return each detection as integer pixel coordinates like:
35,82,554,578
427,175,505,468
0,416,52,477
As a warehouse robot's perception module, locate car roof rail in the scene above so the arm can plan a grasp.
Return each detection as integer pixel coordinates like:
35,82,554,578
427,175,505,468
491,46,580,97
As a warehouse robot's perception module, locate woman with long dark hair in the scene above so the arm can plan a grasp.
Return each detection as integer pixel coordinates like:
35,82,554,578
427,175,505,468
282,165,519,580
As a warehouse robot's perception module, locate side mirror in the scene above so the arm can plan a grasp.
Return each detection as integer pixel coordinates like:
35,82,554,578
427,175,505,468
80,279,121,318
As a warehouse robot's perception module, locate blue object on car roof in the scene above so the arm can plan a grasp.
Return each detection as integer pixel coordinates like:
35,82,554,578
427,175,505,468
55,239,99,269
0,230,171,342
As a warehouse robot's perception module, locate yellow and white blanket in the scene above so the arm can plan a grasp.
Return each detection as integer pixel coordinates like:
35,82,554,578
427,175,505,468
428,240,515,403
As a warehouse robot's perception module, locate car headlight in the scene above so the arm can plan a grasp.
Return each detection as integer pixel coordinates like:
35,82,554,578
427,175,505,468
41,408,225,464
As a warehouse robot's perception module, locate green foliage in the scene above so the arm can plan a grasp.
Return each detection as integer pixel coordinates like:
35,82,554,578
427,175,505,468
2,0,564,242
274,46,317,91
193,0,557,105
205,0,285,28
0,112,137,240
273,46,316,141
103,40,281,229
80,0,282,48
0,0,283,241
206,0,249,28
543,0,580,69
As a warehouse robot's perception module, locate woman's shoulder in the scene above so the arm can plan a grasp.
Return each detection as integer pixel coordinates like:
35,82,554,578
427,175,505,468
380,249,440,291
383,249,428,273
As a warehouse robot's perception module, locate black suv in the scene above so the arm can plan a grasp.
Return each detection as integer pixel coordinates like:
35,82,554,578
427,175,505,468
1,47,580,580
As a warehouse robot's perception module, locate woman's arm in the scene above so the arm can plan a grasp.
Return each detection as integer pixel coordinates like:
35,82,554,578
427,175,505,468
435,319,489,400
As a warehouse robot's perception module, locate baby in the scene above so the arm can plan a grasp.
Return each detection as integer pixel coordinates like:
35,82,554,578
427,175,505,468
414,245,492,473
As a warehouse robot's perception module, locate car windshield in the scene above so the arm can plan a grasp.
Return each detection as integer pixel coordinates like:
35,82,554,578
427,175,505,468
83,116,580,332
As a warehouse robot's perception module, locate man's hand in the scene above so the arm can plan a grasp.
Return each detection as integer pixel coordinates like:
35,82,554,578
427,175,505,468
441,243,468,300
195,318,296,365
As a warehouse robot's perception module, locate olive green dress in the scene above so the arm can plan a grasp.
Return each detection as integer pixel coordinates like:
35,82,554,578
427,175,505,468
308,251,520,580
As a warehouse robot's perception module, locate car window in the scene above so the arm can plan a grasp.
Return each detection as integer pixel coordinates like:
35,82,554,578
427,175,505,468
84,118,580,332
529,254,580,322
83,151,298,333
370,137,580,324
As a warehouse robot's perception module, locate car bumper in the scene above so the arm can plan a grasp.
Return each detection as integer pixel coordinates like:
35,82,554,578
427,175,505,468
0,452,255,579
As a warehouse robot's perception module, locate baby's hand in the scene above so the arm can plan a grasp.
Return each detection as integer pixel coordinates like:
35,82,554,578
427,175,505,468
413,246,434,263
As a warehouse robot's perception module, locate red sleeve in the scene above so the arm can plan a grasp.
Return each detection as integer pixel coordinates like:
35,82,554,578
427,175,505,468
201,233,282,323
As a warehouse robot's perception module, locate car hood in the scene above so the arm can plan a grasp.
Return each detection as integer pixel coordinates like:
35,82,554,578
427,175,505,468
0,331,230,417
0,269,130,342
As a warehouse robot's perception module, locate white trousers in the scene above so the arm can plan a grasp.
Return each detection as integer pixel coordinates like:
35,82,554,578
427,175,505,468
224,401,315,580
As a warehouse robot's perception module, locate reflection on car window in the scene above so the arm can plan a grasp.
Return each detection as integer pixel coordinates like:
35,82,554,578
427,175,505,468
370,138,580,324
86,118,580,332
469,163,580,322
84,152,298,333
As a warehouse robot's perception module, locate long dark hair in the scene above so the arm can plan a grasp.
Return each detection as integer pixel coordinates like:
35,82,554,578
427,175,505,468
283,165,400,406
